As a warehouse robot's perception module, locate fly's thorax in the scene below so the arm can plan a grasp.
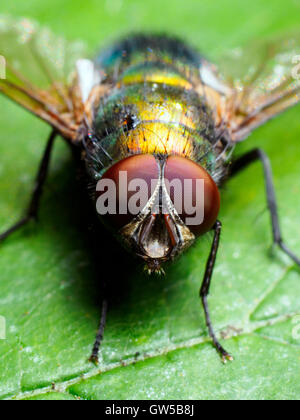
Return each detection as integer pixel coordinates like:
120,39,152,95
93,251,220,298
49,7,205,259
85,33,222,179
84,81,220,182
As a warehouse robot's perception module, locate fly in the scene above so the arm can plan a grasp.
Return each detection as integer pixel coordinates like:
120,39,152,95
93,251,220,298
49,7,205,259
0,16,300,363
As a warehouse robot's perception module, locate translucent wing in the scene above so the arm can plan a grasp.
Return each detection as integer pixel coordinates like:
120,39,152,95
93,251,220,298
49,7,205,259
217,33,300,142
0,15,98,141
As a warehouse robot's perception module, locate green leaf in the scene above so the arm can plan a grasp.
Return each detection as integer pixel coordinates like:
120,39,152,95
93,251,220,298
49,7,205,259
1,0,300,401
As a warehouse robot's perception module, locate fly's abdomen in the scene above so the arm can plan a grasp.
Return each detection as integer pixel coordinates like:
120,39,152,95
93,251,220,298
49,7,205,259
88,35,218,179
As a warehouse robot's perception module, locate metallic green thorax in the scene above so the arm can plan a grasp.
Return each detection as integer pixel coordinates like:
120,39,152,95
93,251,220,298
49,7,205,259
85,34,227,183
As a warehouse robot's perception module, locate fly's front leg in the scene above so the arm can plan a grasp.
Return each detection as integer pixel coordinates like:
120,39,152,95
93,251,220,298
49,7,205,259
231,148,300,267
200,220,233,363
89,254,108,364
0,129,57,242
89,297,108,364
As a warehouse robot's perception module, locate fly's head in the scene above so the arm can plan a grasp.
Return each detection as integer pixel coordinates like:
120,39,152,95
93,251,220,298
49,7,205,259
95,154,220,274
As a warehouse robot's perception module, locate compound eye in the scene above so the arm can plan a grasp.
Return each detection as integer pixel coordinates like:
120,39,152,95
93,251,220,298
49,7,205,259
164,155,220,236
96,154,159,229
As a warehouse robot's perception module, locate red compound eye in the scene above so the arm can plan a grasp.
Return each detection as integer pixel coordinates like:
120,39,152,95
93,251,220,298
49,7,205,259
164,155,220,236
96,154,159,229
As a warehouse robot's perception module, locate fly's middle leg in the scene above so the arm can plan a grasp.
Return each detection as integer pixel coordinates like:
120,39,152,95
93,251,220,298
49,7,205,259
0,129,57,242
230,148,300,267
200,220,233,363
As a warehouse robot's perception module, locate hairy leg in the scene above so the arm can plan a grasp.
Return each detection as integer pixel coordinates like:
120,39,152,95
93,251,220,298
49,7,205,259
0,130,57,242
231,148,300,266
200,220,233,362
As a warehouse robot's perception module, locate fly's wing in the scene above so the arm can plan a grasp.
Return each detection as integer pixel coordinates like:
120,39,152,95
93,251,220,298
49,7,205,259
218,34,300,142
0,15,102,141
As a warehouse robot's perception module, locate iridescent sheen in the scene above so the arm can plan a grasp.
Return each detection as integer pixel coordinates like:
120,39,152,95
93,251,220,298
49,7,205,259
86,35,223,182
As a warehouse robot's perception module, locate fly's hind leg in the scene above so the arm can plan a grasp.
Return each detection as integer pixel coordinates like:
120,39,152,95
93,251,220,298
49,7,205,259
231,148,300,267
200,220,233,363
0,129,57,242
